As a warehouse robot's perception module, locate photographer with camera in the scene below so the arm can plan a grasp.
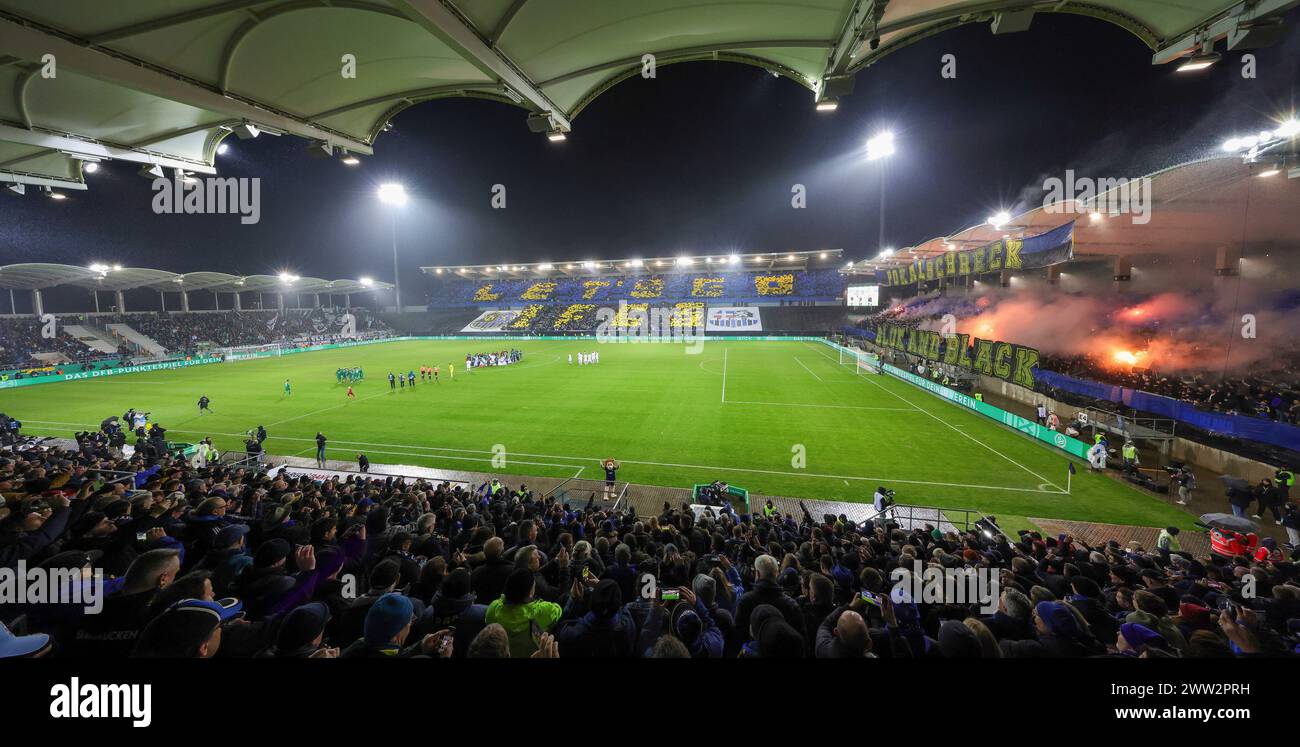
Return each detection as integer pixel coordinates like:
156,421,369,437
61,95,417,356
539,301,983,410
872,486,895,515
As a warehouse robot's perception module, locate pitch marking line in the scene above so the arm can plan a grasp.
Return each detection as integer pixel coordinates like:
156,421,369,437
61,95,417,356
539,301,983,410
804,342,1065,492
720,347,728,403
724,400,916,412
21,423,1064,497
264,390,388,428
793,356,823,382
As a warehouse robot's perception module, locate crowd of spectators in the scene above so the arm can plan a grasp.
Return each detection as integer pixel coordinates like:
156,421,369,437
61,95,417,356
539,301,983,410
0,317,105,369
1039,353,1300,422
432,269,845,309
2,423,1296,659
112,310,393,355
851,311,1300,423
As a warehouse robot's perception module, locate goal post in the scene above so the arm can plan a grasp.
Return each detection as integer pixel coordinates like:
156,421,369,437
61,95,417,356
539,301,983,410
838,345,881,375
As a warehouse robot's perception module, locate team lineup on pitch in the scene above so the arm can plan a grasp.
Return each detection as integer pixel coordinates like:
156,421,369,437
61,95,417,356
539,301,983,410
0,339,1193,533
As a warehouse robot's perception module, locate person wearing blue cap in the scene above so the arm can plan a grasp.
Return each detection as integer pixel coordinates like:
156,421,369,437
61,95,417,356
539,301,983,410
0,621,52,658
1115,622,1166,657
132,598,243,658
341,592,453,658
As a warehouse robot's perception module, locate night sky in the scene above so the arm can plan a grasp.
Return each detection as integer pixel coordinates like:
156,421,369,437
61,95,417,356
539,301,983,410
2,11,1298,312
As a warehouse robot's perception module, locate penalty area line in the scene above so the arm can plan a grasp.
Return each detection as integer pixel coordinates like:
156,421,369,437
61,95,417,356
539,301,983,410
18,420,1064,496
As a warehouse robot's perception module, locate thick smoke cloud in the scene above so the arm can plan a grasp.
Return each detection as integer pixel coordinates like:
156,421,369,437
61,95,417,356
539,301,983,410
886,260,1300,376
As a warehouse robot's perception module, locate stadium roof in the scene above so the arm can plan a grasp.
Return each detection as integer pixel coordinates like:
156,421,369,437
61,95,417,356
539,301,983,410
2,1,1295,191
846,155,1300,275
0,262,393,293
421,249,845,279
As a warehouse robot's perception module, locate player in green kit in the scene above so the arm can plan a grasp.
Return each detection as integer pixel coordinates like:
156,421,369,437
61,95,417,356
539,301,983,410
283,378,292,397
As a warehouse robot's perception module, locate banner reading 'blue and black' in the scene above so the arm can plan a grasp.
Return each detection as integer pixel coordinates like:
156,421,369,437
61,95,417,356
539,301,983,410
881,221,1074,287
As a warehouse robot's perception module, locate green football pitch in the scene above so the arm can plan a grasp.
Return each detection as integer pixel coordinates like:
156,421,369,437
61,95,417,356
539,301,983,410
0,339,1194,531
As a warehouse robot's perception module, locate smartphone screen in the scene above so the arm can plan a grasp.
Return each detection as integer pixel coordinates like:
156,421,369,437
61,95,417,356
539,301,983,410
660,589,680,603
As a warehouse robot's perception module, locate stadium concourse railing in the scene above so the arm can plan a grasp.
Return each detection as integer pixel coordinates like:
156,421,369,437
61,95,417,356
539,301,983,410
544,476,629,512
0,333,1090,464
880,503,1013,543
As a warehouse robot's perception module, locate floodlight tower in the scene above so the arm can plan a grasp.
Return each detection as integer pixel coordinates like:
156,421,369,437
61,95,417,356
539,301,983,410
377,182,408,311
865,130,896,250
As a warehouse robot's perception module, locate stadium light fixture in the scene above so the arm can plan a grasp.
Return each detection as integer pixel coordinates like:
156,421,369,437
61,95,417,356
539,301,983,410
359,277,374,286
865,131,895,161
629,259,643,268
1177,50,1221,73
1257,168,1281,178
816,99,839,113
1275,118,1300,139
582,261,596,270
83,162,99,174
1089,211,1104,222
819,252,827,259
47,190,67,200
987,211,1011,228
88,263,109,273
547,130,567,142
537,263,553,271
216,143,229,156
728,254,740,265
377,182,407,206
341,153,360,166
675,257,694,267
278,272,299,283
137,164,165,179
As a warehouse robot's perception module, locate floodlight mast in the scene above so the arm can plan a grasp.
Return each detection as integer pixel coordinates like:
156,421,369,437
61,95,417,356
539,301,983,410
377,183,408,310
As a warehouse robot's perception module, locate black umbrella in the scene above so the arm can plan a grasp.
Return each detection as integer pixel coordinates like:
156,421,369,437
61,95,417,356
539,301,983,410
1197,513,1255,533
1217,475,1251,492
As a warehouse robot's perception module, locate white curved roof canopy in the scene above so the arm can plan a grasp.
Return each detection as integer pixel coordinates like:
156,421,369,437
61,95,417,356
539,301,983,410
1,0,1294,189
0,263,392,292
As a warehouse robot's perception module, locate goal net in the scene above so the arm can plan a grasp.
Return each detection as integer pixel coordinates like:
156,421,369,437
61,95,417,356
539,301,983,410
838,346,881,375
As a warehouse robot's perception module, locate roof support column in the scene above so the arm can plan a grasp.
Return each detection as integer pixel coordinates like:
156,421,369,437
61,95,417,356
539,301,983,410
344,294,351,310
313,293,320,308
92,290,101,314
180,289,190,312
160,290,166,312
31,289,43,317
1215,245,1240,276
116,290,127,314
233,292,242,311
213,290,220,311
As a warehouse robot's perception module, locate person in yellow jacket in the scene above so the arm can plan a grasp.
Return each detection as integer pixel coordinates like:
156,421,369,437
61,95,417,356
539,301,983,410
484,569,562,658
